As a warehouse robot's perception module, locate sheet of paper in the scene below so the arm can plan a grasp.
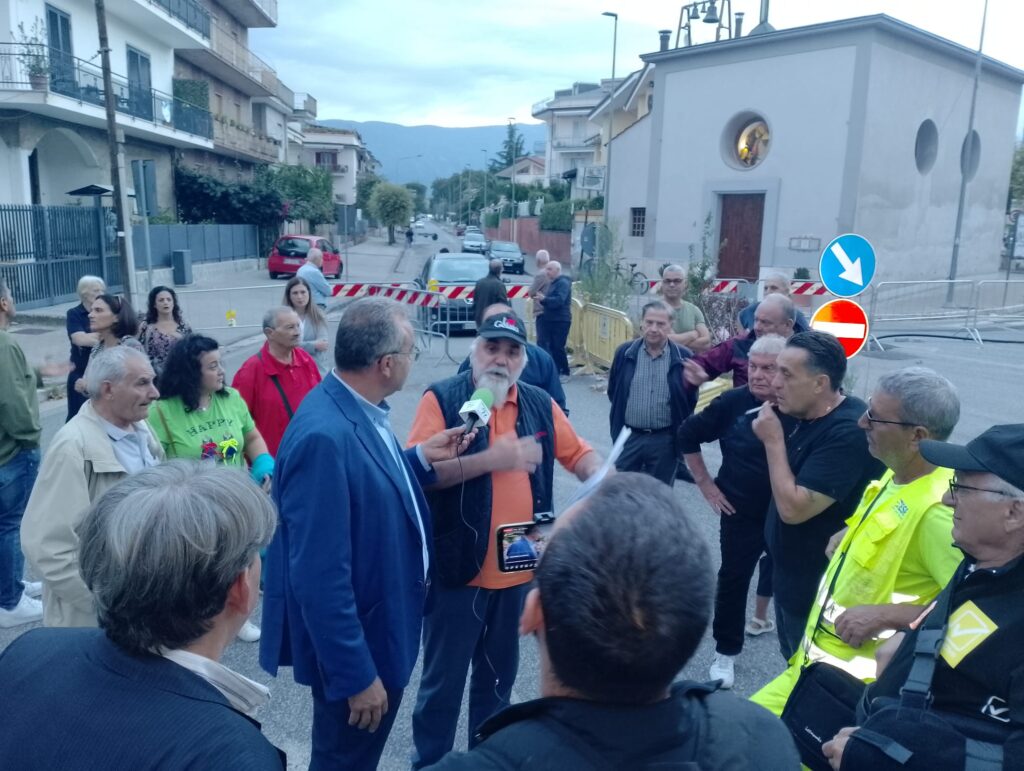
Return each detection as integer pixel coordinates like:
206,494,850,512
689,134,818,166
563,426,632,509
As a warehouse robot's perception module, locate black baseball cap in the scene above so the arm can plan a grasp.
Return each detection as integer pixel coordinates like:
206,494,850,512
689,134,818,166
920,424,1024,492
477,312,528,346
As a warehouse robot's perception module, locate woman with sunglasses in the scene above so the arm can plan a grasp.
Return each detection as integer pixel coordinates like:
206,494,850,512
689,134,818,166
138,285,192,375
283,276,329,373
150,334,272,643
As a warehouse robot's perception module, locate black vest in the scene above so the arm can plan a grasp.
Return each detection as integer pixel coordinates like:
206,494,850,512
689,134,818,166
426,371,555,588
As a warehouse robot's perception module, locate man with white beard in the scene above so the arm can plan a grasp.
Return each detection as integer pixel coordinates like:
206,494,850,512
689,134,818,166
407,311,602,769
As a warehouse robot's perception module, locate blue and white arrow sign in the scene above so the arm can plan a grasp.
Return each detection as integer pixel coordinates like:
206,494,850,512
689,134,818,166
818,233,876,298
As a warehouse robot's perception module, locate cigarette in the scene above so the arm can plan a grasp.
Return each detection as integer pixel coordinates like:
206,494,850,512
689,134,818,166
745,406,763,415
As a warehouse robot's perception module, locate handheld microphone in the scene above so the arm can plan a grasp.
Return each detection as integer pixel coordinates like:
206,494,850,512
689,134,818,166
458,388,494,434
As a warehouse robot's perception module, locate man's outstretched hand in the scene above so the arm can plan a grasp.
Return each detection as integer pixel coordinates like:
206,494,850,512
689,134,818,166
419,426,479,464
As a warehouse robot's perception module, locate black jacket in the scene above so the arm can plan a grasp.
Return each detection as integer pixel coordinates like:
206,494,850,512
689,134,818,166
473,274,509,326
608,338,696,448
0,628,284,770
424,681,800,770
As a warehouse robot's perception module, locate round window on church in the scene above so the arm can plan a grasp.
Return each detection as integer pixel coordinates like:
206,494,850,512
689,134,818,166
914,119,938,174
735,119,770,168
960,130,981,181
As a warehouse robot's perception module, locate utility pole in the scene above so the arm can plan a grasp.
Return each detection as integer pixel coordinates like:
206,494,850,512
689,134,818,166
509,118,516,242
947,0,988,303
94,0,136,304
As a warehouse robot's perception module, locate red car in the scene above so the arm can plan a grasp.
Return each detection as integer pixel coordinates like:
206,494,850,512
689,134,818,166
267,235,342,279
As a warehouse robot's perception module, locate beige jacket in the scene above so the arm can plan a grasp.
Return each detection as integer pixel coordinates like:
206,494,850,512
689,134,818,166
21,401,164,627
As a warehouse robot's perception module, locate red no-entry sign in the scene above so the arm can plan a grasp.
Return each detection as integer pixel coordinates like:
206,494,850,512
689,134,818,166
810,299,870,358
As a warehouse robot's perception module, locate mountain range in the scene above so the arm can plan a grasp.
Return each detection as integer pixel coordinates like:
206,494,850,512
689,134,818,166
319,120,548,187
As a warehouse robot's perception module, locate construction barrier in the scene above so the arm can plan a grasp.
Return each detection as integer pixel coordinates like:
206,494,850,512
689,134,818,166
971,280,1024,329
579,303,635,370
695,376,732,414
866,280,979,349
567,296,587,365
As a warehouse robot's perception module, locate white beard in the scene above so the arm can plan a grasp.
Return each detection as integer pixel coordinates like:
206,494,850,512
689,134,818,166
476,370,513,408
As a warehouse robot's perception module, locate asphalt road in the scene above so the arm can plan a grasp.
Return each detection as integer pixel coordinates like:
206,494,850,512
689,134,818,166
7,218,1024,769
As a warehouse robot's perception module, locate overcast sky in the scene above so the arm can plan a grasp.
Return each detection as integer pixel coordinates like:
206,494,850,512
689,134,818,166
250,0,1023,128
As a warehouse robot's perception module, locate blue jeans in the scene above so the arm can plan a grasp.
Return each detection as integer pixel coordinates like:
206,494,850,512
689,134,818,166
0,448,40,609
411,582,529,769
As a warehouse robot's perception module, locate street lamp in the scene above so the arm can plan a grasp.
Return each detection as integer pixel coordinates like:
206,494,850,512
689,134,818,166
947,0,989,301
508,118,517,241
463,164,471,225
481,148,489,231
601,11,618,79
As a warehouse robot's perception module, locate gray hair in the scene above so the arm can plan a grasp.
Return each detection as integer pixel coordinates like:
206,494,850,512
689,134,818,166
641,300,676,322
77,275,105,300
875,367,960,441
662,264,685,277
306,247,324,262
536,249,550,264
763,272,792,293
262,305,295,331
335,297,407,370
77,461,276,654
547,260,562,275
84,346,151,398
749,333,787,356
758,292,797,322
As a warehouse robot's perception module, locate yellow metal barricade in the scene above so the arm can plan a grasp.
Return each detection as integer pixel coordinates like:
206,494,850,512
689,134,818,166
580,303,635,370
695,376,732,413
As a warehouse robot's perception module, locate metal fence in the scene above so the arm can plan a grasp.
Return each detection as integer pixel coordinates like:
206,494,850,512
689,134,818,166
0,204,122,308
133,224,259,269
972,280,1024,329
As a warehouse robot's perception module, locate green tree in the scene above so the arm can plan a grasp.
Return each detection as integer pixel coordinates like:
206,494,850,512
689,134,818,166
404,182,427,215
261,165,335,227
490,123,525,173
369,182,414,244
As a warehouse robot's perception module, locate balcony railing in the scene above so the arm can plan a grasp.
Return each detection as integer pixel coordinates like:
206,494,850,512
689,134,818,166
293,91,317,118
214,119,279,162
210,20,277,91
150,0,210,38
315,162,346,174
0,44,213,139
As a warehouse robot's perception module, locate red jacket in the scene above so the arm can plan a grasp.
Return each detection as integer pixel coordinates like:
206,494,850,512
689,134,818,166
232,343,322,456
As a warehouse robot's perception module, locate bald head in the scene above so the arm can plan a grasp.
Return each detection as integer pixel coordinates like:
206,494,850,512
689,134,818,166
535,249,550,268
763,273,792,297
754,293,797,338
489,259,503,277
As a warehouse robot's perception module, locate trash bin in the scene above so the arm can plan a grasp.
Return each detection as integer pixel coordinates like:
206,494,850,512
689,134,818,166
171,249,193,286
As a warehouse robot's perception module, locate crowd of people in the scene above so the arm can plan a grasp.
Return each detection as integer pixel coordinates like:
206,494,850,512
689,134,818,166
0,263,1021,771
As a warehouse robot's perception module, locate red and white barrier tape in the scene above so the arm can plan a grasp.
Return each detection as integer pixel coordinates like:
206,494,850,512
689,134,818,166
790,281,828,296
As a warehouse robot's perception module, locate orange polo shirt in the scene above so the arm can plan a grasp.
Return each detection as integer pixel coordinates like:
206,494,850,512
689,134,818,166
408,384,592,589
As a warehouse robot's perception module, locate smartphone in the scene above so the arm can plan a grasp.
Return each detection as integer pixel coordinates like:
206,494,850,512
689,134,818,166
496,520,553,573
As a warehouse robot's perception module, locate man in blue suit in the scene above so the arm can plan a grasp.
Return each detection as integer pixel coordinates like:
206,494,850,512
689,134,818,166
260,297,470,771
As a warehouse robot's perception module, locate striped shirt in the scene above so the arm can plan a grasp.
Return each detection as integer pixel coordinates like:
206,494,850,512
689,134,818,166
623,344,672,430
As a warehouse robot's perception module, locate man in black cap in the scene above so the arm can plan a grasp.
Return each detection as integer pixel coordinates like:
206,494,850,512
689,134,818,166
407,311,601,769
824,424,1024,770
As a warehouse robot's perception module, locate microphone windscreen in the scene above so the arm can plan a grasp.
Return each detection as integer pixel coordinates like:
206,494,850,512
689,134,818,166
470,388,494,408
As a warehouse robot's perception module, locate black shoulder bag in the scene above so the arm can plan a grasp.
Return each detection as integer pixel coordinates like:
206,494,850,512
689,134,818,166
257,351,294,418
842,563,1024,770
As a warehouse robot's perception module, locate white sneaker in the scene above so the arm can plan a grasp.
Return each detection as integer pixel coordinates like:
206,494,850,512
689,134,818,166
22,580,42,599
236,620,261,642
0,593,43,629
709,653,735,689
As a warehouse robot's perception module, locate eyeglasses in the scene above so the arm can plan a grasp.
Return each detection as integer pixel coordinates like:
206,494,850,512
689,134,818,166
948,477,1017,503
383,345,422,359
863,407,917,428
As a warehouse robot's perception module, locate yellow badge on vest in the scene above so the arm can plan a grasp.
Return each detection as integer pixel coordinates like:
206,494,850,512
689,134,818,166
940,600,998,668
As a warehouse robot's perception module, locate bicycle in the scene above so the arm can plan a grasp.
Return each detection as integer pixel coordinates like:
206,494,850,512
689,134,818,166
579,257,650,294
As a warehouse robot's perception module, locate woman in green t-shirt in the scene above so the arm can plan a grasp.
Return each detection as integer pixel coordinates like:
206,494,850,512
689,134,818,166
149,334,273,644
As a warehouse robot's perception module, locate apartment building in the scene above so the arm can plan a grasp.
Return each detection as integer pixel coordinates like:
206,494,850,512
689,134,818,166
300,125,374,206
0,0,216,208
